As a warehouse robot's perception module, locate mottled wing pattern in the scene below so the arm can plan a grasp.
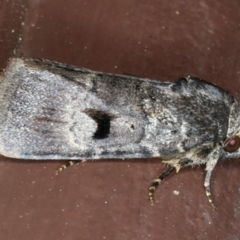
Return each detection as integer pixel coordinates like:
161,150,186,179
0,58,234,161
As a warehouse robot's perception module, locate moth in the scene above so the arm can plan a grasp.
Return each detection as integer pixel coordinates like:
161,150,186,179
0,57,240,209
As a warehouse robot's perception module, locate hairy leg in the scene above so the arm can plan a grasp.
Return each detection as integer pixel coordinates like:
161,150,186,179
148,166,175,204
55,160,82,175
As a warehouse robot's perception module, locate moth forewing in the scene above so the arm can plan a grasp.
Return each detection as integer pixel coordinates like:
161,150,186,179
1,57,240,209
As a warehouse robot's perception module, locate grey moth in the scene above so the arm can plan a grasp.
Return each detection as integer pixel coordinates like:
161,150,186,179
1,57,240,209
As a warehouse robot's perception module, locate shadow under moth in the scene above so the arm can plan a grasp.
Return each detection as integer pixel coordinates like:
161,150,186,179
1,58,240,209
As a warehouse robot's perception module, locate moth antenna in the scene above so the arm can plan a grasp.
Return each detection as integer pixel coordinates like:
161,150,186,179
204,170,217,210
55,160,82,175
148,167,175,204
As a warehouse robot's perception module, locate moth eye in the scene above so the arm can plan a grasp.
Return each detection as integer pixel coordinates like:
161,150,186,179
224,136,240,153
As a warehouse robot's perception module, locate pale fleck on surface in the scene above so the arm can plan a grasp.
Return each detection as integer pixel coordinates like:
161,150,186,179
173,190,179,195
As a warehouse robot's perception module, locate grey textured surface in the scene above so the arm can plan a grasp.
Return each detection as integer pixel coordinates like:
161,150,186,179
1,0,240,239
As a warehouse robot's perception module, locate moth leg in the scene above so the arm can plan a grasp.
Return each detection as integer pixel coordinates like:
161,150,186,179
204,171,217,210
55,160,82,175
204,157,219,210
148,166,175,204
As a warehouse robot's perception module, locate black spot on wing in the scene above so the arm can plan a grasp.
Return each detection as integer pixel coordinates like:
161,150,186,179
83,108,117,139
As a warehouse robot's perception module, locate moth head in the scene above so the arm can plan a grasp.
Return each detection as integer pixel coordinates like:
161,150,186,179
222,100,240,158
223,135,240,158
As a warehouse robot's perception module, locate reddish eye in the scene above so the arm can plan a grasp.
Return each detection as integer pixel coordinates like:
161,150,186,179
224,136,240,153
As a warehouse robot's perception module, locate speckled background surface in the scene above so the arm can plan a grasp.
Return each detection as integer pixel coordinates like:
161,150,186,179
1,0,240,239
